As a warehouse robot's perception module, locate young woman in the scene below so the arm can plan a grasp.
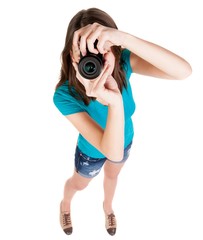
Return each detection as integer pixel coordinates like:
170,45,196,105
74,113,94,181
53,7,192,236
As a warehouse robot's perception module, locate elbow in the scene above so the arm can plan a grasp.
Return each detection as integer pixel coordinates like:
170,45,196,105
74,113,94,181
106,150,124,162
176,63,192,80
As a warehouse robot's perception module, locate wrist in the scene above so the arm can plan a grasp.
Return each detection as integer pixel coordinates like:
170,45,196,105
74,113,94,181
121,32,136,49
108,95,123,108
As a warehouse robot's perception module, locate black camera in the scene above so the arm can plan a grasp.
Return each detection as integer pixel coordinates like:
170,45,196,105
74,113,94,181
78,42,104,80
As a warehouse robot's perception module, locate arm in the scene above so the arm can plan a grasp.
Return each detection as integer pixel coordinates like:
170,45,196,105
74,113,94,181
68,63,124,161
101,98,124,161
73,23,192,80
122,34,192,80
66,97,124,161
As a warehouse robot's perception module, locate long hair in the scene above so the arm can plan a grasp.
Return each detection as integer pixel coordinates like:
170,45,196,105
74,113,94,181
56,8,127,105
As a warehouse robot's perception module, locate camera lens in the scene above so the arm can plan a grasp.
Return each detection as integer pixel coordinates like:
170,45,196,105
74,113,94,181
78,53,103,80
83,62,96,74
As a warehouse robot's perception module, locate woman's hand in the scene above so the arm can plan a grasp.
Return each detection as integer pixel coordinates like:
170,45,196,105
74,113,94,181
72,61,122,106
72,23,124,62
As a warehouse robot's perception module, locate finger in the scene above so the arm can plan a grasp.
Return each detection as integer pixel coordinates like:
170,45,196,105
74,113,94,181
72,61,78,72
86,36,99,54
83,62,109,95
85,24,103,54
72,28,81,50
72,28,84,62
72,62,94,90
94,63,111,89
96,37,108,54
72,45,80,63
79,27,93,56
97,38,113,54
105,75,118,90
79,36,87,56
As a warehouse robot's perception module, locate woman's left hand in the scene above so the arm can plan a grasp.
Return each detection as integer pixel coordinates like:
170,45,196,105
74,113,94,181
72,23,124,62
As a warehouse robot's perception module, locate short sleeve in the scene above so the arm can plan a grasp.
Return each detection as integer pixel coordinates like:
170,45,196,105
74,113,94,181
53,83,85,116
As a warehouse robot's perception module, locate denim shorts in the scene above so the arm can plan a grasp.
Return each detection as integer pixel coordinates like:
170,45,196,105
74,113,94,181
74,142,132,178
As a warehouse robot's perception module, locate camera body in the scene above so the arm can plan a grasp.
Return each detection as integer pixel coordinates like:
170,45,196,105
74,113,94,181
78,43,104,80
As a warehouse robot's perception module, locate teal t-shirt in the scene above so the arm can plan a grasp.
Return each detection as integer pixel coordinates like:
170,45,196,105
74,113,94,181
53,49,136,158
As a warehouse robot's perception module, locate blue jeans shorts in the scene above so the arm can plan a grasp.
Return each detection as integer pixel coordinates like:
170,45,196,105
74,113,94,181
74,142,132,178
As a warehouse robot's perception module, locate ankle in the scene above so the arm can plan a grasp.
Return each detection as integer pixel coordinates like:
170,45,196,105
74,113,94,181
103,201,113,215
61,200,71,213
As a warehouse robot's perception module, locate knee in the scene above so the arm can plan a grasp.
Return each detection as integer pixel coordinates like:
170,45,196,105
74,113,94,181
104,171,119,180
70,177,90,191
74,182,89,191
104,161,124,180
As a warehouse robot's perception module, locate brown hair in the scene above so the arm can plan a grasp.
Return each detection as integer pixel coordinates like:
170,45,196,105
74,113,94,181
56,8,127,105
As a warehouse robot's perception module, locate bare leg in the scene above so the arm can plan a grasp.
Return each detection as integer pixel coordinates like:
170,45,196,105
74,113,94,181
103,161,125,214
61,170,93,212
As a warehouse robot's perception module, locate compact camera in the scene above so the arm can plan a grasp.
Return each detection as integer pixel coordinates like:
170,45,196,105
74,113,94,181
78,42,104,80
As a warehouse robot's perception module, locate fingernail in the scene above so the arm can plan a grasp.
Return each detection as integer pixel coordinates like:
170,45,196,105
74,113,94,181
82,51,86,56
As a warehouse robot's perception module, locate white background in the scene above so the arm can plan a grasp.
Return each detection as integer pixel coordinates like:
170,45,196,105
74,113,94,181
0,0,202,239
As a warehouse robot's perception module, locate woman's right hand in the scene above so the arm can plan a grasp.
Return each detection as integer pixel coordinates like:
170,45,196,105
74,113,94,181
72,61,122,106
71,61,124,161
